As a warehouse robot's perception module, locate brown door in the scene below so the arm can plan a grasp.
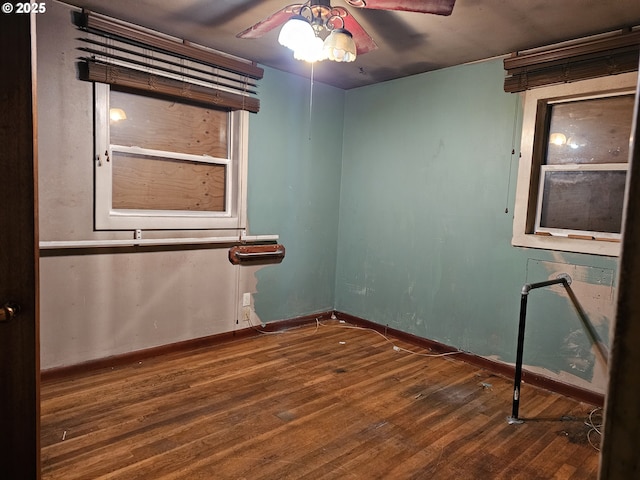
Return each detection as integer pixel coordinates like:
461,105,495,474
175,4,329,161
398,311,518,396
0,5,40,480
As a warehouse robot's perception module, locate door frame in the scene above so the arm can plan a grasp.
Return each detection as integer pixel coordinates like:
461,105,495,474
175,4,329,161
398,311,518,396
599,67,640,477
0,4,40,479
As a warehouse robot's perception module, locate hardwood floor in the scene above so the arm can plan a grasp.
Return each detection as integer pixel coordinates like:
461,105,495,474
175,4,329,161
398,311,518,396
41,321,601,479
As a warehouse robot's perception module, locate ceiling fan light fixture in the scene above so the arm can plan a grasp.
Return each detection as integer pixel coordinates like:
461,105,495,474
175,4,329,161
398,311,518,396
322,28,357,62
278,15,315,50
293,34,327,63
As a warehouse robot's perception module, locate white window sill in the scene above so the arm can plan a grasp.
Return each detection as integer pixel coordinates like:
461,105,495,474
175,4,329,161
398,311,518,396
512,232,620,257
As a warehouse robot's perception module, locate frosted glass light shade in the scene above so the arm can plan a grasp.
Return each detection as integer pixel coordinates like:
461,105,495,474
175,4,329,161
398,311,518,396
278,16,315,51
293,35,326,63
322,28,357,62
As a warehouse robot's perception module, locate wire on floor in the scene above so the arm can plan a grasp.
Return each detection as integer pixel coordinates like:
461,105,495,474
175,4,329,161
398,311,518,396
245,313,463,358
316,319,464,358
585,407,602,451
244,311,320,336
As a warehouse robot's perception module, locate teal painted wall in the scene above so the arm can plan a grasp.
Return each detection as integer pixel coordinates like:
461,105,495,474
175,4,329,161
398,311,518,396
335,59,617,391
247,60,617,391
248,67,344,321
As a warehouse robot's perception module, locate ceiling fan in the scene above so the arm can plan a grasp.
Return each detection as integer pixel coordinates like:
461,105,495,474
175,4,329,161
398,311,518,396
237,0,456,63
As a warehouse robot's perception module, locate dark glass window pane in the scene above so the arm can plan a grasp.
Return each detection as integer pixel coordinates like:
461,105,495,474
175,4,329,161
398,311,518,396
539,170,626,233
546,95,634,165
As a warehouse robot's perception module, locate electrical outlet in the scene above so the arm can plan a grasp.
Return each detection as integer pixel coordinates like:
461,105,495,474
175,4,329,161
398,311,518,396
242,292,251,307
243,306,251,321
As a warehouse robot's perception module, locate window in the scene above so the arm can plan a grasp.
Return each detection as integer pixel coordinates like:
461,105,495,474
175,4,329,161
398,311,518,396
79,10,261,232
512,72,637,256
95,84,248,230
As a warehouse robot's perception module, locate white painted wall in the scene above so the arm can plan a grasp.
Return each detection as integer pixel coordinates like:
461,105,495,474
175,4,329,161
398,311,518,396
37,2,253,369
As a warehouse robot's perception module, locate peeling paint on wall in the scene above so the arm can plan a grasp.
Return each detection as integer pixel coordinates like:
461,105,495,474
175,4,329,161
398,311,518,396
524,258,614,390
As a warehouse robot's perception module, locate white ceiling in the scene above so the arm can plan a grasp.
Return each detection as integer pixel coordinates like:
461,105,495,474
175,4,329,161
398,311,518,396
63,0,640,89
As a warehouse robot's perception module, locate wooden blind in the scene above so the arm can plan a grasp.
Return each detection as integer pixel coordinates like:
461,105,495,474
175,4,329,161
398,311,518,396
504,29,640,93
77,10,263,113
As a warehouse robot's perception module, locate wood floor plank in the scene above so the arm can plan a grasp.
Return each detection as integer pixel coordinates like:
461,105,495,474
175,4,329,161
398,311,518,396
41,321,601,479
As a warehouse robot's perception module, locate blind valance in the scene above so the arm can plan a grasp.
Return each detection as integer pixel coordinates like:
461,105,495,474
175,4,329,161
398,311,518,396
504,29,639,93
78,10,263,113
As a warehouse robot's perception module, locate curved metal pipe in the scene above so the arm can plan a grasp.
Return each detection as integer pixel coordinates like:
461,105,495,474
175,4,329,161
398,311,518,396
521,274,571,295
508,272,608,424
509,275,572,424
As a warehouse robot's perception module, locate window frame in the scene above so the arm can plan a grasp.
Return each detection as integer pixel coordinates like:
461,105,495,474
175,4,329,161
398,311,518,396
94,83,248,231
512,72,638,257
534,163,628,240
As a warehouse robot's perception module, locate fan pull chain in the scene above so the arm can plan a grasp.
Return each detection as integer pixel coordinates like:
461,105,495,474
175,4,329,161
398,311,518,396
309,62,315,141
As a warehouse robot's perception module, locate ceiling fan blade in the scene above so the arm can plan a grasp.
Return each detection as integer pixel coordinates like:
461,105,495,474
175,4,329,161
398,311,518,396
331,7,378,55
345,0,456,16
236,4,303,39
